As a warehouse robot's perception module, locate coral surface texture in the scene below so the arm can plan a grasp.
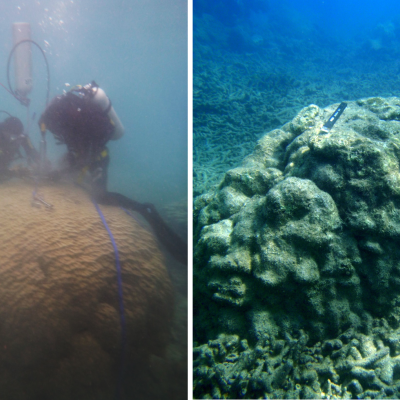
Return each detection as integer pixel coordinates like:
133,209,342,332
194,97,400,398
0,181,173,399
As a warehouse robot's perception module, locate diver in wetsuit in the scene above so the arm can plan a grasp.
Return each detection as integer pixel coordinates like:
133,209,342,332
0,115,39,179
38,82,187,265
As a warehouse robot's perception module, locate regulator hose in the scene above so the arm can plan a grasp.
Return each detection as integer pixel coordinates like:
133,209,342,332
6,39,50,107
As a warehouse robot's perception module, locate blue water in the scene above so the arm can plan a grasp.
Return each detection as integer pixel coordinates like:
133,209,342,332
195,0,400,41
193,0,400,397
0,0,187,207
193,0,400,194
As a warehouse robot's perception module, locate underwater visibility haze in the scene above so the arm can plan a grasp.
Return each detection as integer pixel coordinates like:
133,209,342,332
193,0,400,399
0,0,187,399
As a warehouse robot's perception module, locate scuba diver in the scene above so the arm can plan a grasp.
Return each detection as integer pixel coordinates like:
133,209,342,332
38,81,187,265
0,114,39,179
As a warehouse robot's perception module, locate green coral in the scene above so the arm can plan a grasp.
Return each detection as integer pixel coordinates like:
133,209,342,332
194,98,400,382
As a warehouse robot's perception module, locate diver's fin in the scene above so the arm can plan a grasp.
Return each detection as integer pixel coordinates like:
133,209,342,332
138,202,187,265
96,191,187,265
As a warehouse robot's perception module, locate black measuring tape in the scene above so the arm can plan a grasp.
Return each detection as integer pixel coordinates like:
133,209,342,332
319,102,347,134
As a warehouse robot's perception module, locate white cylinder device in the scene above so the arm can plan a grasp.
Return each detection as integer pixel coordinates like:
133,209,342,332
91,87,125,140
12,22,32,97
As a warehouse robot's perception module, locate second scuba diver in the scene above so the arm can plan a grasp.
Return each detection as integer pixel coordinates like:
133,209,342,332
0,114,39,179
38,81,187,265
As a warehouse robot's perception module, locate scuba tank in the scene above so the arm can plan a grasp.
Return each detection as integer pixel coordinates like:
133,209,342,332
80,81,125,140
12,22,33,98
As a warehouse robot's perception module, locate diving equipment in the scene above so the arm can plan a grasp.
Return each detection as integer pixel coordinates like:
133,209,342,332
79,82,125,140
7,25,50,107
12,23,32,98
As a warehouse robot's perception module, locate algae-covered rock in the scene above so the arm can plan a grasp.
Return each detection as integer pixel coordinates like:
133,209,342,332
194,97,400,346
